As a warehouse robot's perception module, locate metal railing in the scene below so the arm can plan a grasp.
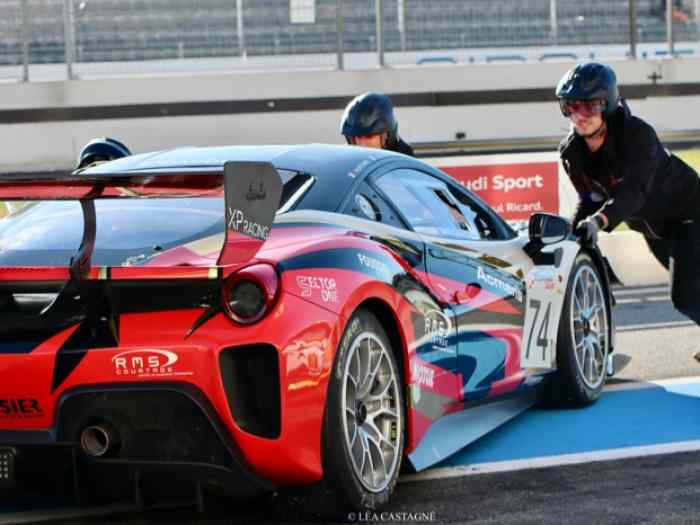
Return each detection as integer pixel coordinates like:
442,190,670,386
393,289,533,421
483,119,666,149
1,0,699,81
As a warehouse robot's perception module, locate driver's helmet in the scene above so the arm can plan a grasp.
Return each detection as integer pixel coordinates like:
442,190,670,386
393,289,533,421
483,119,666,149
340,92,399,143
77,137,131,169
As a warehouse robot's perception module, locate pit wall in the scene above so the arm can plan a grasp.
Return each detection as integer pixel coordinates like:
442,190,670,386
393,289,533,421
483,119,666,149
1,58,700,171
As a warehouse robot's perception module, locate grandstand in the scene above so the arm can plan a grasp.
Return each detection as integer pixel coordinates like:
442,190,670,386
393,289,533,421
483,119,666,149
0,0,697,66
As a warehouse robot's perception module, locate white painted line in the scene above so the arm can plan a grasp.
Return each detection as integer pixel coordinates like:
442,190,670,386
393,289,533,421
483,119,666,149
651,375,700,386
613,286,669,297
604,381,660,392
401,440,700,483
605,376,700,392
615,296,669,305
618,320,695,332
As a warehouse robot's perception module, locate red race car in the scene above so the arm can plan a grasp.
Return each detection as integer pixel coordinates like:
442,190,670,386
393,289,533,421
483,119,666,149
0,144,619,513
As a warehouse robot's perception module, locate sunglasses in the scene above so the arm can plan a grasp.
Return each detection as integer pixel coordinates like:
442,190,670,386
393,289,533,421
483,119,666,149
560,99,607,117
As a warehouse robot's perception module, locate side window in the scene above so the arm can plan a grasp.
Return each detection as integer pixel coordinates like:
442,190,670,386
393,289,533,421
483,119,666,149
344,182,408,229
446,185,501,240
375,169,485,240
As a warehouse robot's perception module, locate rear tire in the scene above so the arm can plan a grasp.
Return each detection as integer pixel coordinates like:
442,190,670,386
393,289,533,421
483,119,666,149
548,253,610,406
321,308,405,514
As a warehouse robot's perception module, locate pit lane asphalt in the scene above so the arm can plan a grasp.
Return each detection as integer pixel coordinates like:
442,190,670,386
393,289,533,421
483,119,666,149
5,286,700,525
39,450,700,525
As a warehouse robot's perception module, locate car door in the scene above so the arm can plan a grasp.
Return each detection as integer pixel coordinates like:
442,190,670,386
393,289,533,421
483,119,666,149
340,178,459,407
373,168,527,403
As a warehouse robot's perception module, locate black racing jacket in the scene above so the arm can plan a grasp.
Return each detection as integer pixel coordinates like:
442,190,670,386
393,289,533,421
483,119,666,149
559,103,700,239
387,136,415,157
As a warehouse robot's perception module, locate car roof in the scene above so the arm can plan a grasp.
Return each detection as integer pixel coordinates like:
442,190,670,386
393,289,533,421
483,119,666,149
83,144,402,212
84,144,397,174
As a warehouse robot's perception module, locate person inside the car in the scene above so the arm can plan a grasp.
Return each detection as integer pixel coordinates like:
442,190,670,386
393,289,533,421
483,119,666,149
340,92,414,156
556,62,700,361
76,137,131,170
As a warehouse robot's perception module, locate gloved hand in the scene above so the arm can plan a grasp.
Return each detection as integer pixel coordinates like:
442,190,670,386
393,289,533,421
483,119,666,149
576,215,605,245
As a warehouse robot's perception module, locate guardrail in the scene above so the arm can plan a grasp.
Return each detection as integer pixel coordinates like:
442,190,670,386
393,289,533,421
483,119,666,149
413,129,700,156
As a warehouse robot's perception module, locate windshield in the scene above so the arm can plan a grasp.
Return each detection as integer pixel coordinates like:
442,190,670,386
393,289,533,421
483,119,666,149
0,170,311,267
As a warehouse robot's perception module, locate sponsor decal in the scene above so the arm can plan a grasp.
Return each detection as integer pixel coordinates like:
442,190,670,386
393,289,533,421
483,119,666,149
227,207,270,240
356,253,391,279
0,398,43,419
112,349,191,378
410,361,435,388
527,269,560,293
439,161,558,221
477,266,524,302
296,275,338,303
424,309,450,349
348,158,375,179
245,181,267,201
533,268,556,290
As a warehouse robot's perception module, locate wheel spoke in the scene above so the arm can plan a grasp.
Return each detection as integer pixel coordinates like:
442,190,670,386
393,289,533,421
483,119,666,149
587,342,596,382
348,417,357,447
575,280,585,311
365,351,384,398
364,423,390,483
591,338,604,364
367,418,398,453
363,432,376,486
358,340,371,392
372,405,398,421
598,331,607,349
579,342,589,378
366,375,395,405
352,428,365,470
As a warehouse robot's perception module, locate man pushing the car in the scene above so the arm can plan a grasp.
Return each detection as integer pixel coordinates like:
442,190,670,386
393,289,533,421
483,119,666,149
556,62,700,359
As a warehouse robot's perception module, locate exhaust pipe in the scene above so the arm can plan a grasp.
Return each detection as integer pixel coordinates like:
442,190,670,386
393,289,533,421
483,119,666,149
80,423,119,458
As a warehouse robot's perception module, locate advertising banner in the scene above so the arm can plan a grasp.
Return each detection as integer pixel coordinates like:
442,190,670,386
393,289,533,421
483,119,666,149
426,152,575,223
427,153,560,221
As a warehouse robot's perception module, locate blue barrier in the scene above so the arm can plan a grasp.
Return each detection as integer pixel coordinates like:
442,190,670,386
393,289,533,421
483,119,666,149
539,52,578,61
417,56,458,65
485,54,527,63
655,48,694,56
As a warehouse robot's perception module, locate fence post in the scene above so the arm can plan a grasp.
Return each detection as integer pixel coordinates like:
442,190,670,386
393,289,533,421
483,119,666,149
550,0,558,44
628,0,637,59
667,0,675,55
336,0,344,70
237,0,246,59
63,0,76,79
398,0,406,52
21,0,29,81
376,0,385,67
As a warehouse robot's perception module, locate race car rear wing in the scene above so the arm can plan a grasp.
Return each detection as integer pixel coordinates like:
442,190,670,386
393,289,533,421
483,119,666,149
0,161,283,278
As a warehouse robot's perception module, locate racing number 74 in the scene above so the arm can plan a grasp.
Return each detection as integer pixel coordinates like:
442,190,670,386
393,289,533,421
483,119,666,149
525,298,551,361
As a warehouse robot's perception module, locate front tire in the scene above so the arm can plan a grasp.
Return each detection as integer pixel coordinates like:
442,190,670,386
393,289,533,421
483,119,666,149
322,308,405,512
551,253,610,406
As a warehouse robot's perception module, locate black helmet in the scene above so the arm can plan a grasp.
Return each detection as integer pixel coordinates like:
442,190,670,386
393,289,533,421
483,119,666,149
340,92,398,142
555,62,619,118
77,137,131,169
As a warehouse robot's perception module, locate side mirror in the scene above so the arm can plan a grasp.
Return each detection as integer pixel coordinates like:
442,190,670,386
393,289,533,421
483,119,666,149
528,213,571,245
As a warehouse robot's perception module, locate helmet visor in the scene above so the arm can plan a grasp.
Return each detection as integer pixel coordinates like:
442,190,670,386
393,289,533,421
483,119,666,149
560,99,607,117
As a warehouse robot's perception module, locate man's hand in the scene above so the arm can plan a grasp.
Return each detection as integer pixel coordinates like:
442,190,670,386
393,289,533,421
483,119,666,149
576,214,606,244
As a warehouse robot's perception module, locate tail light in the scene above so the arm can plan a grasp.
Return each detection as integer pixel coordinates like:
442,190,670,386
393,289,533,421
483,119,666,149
222,263,279,324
